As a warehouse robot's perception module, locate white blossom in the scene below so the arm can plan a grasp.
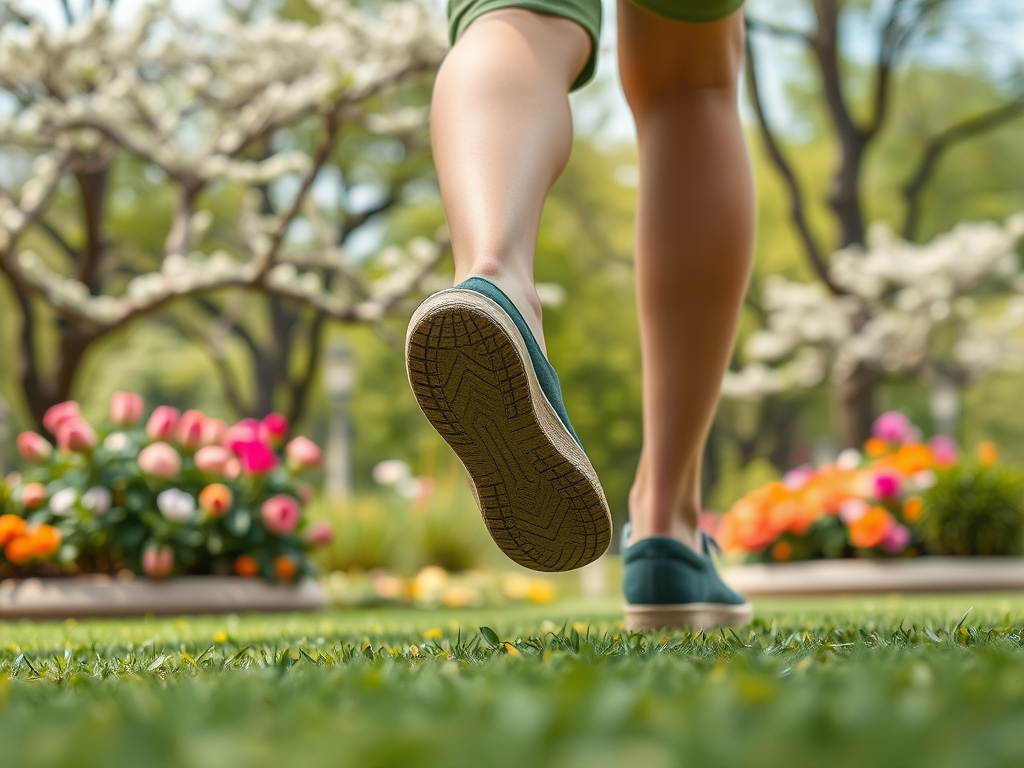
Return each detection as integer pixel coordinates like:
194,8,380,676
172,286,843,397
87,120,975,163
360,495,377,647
725,216,1024,400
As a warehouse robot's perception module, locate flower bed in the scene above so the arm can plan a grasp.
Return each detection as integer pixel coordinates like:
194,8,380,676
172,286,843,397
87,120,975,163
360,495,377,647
1,393,332,587
717,411,1024,564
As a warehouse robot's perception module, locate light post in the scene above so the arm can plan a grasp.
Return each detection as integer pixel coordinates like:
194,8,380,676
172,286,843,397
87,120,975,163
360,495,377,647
930,375,960,438
323,338,356,499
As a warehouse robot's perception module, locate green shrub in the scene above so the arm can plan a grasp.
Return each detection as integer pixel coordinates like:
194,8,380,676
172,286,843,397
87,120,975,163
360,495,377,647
308,495,406,573
921,465,1024,556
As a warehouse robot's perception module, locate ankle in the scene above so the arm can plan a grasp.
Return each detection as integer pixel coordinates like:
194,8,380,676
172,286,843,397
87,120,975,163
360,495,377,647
458,259,546,350
627,484,702,552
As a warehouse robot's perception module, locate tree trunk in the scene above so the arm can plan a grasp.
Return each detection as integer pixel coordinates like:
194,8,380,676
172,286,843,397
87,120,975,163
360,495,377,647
835,363,878,448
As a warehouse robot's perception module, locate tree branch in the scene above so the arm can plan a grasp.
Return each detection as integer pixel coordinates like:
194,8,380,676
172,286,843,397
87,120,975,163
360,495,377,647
745,17,812,45
901,100,1024,240
745,35,840,294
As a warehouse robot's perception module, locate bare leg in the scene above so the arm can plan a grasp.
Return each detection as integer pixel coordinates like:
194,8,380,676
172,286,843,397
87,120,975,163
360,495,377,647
430,10,590,354
618,4,755,551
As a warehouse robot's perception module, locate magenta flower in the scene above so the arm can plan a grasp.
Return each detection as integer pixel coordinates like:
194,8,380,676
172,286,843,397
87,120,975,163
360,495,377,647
142,544,174,578
929,435,958,467
175,410,206,450
259,413,289,448
261,495,300,536
110,391,144,427
138,442,182,478
42,401,80,435
56,416,98,453
872,411,912,443
235,440,278,475
17,432,52,462
873,470,902,499
881,523,911,555
224,419,261,452
146,406,181,442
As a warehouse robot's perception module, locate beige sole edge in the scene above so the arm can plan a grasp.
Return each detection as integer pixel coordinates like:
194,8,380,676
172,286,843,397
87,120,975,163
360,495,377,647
406,289,612,572
624,602,754,632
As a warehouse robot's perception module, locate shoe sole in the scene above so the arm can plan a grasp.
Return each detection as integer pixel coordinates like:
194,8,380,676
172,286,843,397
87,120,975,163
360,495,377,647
405,289,612,572
624,602,754,632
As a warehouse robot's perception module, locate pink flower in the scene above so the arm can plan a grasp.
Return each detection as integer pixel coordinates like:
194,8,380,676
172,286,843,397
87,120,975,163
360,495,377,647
929,435,958,467
872,411,912,444
202,418,227,447
782,465,815,492
881,523,911,555
873,470,902,499
304,521,334,546
110,391,144,427
259,413,289,448
20,482,47,510
235,440,278,475
175,410,206,450
42,401,80,435
839,498,869,525
56,416,98,453
17,432,52,462
146,406,181,441
285,436,322,471
261,495,300,536
224,419,260,452
194,445,232,474
223,458,241,480
138,442,181,478
142,544,174,578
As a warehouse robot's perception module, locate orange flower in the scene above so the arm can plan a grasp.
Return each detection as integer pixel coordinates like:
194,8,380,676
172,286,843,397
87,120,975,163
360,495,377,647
894,443,933,475
273,555,298,580
902,496,924,524
978,442,999,466
234,554,260,577
25,524,62,558
771,541,793,562
5,536,35,565
864,437,889,458
769,499,815,537
199,483,233,516
849,506,895,549
0,514,27,546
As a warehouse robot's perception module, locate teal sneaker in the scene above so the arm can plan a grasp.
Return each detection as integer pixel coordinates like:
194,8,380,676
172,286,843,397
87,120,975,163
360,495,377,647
405,277,612,572
622,526,752,631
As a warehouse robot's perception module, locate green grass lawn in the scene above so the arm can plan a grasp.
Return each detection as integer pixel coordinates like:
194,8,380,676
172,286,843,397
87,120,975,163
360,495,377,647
4,594,1024,768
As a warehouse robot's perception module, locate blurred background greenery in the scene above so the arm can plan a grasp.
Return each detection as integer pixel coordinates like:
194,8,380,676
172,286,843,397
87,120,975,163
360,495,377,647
1,0,1022,557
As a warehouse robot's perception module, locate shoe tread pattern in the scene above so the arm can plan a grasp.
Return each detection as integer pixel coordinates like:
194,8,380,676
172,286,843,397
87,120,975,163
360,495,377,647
407,303,611,572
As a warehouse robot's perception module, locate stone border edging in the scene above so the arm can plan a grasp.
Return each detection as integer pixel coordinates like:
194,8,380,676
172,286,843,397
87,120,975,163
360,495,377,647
723,557,1024,596
0,576,327,619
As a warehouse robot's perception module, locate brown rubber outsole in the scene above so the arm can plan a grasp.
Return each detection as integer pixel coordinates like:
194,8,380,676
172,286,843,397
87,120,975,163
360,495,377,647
624,602,754,632
405,289,612,572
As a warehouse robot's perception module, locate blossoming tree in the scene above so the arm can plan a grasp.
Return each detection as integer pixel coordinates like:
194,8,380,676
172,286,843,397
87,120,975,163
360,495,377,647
0,0,448,428
722,215,1024,434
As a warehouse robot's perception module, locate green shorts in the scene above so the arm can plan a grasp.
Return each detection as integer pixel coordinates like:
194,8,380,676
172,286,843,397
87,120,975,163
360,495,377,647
447,0,746,91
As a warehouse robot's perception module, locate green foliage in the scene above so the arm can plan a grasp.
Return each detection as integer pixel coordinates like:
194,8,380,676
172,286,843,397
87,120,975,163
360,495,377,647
0,478,13,517
309,454,499,574
921,465,1024,555
308,495,404,572
4,596,1024,767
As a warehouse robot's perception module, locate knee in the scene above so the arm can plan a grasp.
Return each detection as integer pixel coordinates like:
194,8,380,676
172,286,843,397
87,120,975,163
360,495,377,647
618,10,745,120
